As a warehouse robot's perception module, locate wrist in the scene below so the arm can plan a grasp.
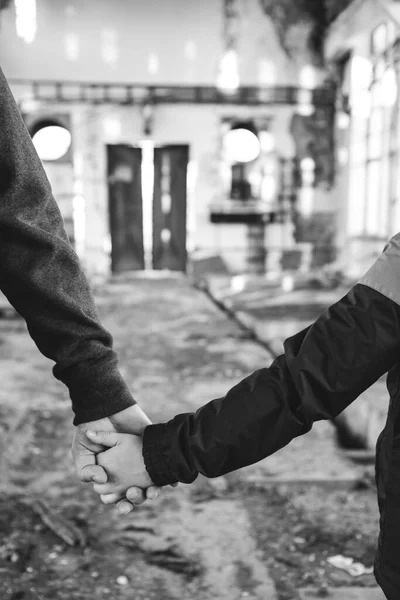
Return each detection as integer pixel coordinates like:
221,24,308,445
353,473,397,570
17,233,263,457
108,404,151,435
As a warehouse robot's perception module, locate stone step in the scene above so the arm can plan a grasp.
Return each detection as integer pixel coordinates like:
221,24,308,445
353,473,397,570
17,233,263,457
298,587,386,599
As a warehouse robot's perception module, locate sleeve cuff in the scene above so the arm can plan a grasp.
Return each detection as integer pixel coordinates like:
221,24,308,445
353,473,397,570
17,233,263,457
142,424,179,487
66,359,137,425
72,392,136,425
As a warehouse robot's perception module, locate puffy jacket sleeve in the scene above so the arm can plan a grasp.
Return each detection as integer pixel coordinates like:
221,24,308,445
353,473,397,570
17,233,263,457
142,245,400,485
0,66,136,425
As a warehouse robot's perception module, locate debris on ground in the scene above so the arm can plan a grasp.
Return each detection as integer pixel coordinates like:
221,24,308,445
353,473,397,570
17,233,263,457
326,555,374,577
25,498,87,547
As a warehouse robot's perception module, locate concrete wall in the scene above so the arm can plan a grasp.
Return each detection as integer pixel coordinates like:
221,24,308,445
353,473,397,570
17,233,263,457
0,0,307,86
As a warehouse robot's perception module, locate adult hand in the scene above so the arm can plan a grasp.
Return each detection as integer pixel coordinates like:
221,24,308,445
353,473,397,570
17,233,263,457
71,404,161,514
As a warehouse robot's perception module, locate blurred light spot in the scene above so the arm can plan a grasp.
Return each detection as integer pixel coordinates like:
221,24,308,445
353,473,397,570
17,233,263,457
65,32,79,61
224,129,260,163
19,96,40,113
103,116,122,140
161,228,171,243
258,58,276,85
248,171,262,189
101,29,118,67
337,111,350,129
32,126,71,161
230,275,247,294
15,0,37,44
300,157,315,185
74,151,84,177
351,56,372,91
299,188,314,216
161,193,171,214
350,57,372,118
142,104,153,121
372,23,387,54
261,174,277,203
259,131,275,153
264,159,276,175
184,40,197,61
148,53,159,75
216,49,240,93
299,65,317,89
103,235,112,254
282,275,294,292
109,164,132,184
338,147,349,165
73,178,84,195
297,89,314,116
140,140,155,268
266,270,281,282
300,157,315,171
351,89,371,119
379,67,397,107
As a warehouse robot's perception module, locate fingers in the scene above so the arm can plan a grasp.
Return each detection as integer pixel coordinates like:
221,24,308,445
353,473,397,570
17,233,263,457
71,428,108,483
100,490,145,506
116,489,146,515
95,486,147,505
93,483,149,501
100,492,125,505
93,482,116,495
117,500,134,515
80,464,108,484
145,486,162,500
85,429,120,447
95,485,167,502
126,487,146,505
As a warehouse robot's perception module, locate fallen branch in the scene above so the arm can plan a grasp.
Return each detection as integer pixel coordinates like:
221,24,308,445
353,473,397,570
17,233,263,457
23,498,87,547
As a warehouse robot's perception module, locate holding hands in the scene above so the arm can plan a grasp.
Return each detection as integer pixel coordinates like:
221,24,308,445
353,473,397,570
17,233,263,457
71,405,171,515
85,429,153,497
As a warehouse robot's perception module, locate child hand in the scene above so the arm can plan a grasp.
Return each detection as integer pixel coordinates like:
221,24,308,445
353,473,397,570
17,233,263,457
85,429,154,497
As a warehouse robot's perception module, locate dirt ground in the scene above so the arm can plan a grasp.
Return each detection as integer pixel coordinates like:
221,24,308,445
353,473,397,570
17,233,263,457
0,277,382,600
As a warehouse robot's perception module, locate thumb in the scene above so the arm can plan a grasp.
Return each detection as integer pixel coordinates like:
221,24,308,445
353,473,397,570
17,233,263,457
86,429,120,447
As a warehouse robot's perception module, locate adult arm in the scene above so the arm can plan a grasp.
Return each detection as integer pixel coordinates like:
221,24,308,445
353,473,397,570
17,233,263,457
0,66,163,507
0,65,134,425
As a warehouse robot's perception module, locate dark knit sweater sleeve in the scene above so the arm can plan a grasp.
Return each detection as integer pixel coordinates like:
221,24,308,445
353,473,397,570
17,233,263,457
0,66,136,425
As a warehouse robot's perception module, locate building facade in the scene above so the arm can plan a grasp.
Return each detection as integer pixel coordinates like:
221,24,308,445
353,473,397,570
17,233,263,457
326,0,400,277
1,0,336,278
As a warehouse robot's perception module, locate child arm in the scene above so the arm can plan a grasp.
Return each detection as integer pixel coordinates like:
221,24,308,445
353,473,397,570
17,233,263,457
142,272,400,486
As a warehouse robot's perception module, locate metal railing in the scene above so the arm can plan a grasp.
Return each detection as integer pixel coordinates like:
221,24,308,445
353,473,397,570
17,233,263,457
9,79,336,106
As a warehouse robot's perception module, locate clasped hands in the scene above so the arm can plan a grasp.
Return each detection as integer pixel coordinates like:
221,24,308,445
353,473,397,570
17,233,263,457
71,405,174,514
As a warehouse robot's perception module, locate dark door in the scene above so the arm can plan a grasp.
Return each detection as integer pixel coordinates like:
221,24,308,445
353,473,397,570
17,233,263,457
152,145,189,271
107,144,145,273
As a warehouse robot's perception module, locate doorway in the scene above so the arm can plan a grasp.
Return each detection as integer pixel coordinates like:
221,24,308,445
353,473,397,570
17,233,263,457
107,144,145,273
107,143,189,274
